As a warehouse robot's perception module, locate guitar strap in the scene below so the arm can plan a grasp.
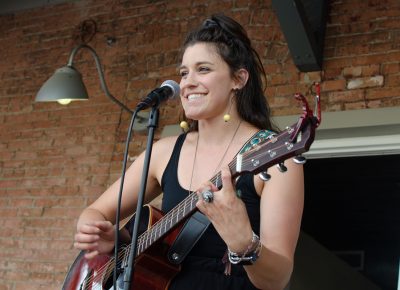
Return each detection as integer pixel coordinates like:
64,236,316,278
167,211,210,264
167,129,273,265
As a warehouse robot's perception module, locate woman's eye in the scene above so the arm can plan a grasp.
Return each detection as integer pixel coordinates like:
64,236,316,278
199,67,210,72
179,71,188,77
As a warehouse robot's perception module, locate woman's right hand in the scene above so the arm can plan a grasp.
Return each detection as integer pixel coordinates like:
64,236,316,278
74,220,115,259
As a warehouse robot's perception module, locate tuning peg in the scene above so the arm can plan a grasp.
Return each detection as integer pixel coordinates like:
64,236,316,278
293,155,307,164
259,171,271,181
277,162,287,172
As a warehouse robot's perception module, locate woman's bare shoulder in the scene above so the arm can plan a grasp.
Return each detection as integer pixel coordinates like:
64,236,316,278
153,134,181,151
150,134,183,165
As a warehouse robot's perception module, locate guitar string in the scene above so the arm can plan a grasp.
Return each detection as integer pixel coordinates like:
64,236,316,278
83,247,127,288
79,184,213,285
80,128,300,287
81,195,203,286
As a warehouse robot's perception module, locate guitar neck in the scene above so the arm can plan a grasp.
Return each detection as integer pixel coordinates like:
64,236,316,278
135,192,196,256
134,164,237,257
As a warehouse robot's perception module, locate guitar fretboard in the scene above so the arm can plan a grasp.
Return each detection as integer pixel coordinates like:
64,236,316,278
132,159,238,257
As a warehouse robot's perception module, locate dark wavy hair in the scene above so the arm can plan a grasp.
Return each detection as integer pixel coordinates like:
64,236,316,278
181,13,276,131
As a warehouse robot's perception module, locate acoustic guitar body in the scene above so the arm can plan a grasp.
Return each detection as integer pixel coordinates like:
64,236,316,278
63,205,181,290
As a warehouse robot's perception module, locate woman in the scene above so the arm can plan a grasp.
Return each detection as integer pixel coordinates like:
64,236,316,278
74,14,304,290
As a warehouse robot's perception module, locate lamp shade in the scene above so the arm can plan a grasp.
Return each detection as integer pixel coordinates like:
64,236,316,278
35,66,89,104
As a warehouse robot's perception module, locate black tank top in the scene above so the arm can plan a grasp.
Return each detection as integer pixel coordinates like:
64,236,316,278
161,133,261,259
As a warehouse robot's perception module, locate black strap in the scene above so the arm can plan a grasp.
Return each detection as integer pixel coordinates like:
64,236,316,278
167,211,210,264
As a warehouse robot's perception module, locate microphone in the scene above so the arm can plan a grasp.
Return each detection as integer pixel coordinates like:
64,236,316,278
136,80,180,110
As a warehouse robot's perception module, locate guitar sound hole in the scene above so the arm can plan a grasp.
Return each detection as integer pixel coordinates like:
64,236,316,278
125,206,151,236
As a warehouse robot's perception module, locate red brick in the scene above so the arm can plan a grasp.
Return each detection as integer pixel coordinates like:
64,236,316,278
344,101,369,110
1,0,400,289
366,87,400,99
343,66,362,78
328,89,365,103
321,79,346,91
382,63,400,74
9,198,33,207
385,74,400,86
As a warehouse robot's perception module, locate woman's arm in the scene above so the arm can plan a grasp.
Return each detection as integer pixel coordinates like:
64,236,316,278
196,158,303,290
74,136,178,258
245,158,304,290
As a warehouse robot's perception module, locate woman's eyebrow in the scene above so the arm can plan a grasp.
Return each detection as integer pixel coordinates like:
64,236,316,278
178,61,214,70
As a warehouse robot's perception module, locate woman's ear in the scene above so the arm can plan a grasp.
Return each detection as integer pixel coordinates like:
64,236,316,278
233,68,249,90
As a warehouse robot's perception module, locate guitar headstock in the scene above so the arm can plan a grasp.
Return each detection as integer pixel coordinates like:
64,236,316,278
234,88,321,177
235,118,315,176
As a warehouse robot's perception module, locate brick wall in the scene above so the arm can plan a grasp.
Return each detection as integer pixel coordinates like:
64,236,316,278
0,0,399,289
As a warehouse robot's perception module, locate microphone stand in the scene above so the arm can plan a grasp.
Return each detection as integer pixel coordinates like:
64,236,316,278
123,105,160,290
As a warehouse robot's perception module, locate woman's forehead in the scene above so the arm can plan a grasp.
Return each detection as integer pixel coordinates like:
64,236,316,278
181,43,223,65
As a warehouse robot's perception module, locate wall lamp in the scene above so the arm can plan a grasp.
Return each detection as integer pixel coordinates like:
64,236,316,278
35,44,133,115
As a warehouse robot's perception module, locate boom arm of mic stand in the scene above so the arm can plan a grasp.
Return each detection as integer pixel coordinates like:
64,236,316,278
123,106,160,290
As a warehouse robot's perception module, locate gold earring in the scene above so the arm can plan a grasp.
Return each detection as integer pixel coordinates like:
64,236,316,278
224,90,238,122
180,121,189,131
223,113,231,122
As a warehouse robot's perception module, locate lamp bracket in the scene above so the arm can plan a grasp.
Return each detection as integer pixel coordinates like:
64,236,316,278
67,44,133,115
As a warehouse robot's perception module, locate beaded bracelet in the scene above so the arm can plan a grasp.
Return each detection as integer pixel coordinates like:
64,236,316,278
228,231,262,264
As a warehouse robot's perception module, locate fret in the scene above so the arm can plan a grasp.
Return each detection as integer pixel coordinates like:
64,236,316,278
137,235,144,255
139,238,144,255
158,219,162,237
143,233,148,250
146,231,151,248
149,227,154,244
179,206,185,219
214,173,220,188
157,217,163,235
147,229,152,246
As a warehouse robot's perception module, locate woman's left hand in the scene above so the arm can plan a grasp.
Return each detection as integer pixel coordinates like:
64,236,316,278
196,166,254,253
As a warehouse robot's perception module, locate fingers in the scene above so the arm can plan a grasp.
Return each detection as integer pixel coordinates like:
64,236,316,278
93,220,113,232
195,165,236,204
197,181,216,194
74,239,98,252
74,226,100,252
84,250,99,260
220,166,234,195
76,221,113,237
74,221,115,258
77,223,100,235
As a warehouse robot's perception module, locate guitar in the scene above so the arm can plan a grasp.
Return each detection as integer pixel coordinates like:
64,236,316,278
62,92,321,290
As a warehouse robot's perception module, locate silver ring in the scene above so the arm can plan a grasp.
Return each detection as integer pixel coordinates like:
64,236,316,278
201,190,214,203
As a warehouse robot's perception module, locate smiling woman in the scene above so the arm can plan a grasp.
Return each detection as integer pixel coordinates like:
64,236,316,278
179,42,243,122
71,13,305,290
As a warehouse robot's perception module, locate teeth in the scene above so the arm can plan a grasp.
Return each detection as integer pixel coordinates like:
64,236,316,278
188,94,204,100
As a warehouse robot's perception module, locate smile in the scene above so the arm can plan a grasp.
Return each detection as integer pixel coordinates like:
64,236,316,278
187,94,206,101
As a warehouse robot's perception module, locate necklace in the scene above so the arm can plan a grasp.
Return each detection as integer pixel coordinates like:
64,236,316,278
188,121,242,193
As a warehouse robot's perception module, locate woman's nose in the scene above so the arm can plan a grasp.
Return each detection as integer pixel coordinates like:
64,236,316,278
180,71,198,90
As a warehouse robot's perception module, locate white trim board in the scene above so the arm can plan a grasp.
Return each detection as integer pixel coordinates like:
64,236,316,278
272,107,400,159
161,107,400,159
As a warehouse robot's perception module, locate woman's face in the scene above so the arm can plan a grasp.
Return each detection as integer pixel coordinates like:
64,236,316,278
179,42,237,121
